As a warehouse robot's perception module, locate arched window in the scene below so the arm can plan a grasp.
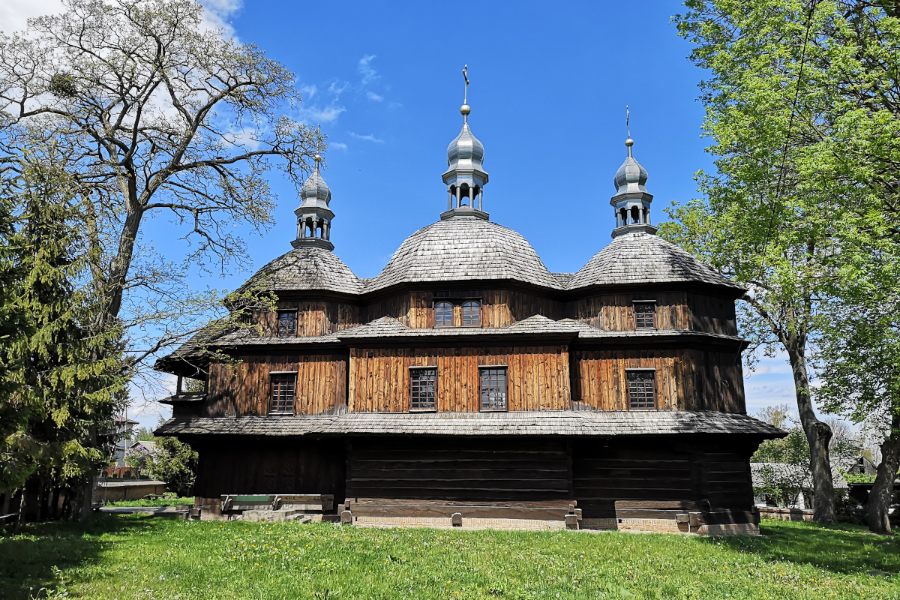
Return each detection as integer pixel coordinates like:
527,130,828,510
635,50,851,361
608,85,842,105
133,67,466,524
462,300,481,326
435,301,453,327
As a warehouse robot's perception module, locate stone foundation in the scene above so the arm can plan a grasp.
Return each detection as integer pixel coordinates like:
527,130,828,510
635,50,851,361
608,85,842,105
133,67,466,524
353,516,567,531
758,506,814,521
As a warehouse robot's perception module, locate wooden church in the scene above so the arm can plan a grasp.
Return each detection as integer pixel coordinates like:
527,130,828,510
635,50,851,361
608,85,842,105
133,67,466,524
156,88,782,533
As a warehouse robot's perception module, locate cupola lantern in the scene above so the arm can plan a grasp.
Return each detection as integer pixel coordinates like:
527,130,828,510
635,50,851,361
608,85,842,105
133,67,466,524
610,109,657,238
292,146,336,251
441,65,489,221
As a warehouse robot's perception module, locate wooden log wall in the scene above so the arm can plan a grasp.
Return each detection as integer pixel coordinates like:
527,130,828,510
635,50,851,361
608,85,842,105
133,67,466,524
205,353,348,416
572,440,755,518
192,439,346,500
572,348,745,413
571,292,738,335
349,346,571,412
255,301,362,337
346,438,572,502
367,289,565,329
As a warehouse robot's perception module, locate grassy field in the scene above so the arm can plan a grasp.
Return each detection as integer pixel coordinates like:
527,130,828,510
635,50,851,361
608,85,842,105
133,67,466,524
0,516,897,599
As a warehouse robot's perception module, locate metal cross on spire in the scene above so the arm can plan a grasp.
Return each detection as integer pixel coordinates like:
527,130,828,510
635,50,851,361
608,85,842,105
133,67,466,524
626,105,630,139
463,64,469,104
314,125,322,170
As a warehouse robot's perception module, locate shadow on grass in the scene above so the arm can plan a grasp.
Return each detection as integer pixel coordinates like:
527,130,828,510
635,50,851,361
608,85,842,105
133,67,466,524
700,519,899,577
0,513,156,597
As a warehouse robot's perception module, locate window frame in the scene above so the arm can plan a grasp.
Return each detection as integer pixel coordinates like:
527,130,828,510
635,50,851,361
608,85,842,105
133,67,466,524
625,368,657,410
276,309,298,336
434,301,454,328
269,372,297,415
632,300,656,330
409,366,438,412
479,365,509,412
432,296,483,328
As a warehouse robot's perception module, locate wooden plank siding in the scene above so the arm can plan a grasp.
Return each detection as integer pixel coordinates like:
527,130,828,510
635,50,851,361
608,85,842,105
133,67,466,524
349,346,571,412
366,289,566,329
571,292,737,335
251,301,362,337
205,353,348,417
572,349,745,413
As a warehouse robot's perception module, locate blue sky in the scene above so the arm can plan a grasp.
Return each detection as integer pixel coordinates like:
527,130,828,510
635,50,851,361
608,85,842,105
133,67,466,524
2,0,800,429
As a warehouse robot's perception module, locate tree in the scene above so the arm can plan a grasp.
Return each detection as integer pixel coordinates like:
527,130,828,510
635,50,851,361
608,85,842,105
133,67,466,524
673,0,900,531
147,437,197,497
0,159,128,521
0,0,323,390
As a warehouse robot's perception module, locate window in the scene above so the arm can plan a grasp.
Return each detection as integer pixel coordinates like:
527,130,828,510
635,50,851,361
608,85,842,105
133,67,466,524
435,302,454,327
277,310,297,336
270,374,296,414
626,370,655,409
633,301,655,329
480,367,508,411
410,367,437,410
461,301,481,326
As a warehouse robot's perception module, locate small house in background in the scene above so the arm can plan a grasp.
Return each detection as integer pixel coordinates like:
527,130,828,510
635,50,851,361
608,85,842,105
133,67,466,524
751,463,848,509
129,440,157,455
111,416,139,466
155,83,784,534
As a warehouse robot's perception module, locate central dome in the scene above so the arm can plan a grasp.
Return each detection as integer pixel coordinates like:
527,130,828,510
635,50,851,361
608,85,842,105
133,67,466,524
368,219,560,293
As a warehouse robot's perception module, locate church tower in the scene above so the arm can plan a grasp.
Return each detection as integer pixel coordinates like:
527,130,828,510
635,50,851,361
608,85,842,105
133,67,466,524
610,137,657,238
441,65,489,220
292,151,336,251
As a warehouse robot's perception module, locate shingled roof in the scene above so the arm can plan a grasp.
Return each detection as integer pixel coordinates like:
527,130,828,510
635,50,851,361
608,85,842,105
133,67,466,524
368,219,561,293
156,410,784,438
237,246,363,295
568,231,745,293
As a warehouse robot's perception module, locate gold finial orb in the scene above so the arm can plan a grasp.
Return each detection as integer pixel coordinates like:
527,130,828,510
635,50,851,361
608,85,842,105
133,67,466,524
460,104,471,116
625,138,634,147
314,153,321,162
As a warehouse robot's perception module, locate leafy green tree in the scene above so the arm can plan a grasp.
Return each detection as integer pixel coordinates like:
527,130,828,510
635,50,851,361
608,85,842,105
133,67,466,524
673,0,900,531
147,437,198,497
0,160,128,520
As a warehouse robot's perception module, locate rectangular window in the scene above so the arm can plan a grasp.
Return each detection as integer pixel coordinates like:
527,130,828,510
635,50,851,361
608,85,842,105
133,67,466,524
410,367,437,410
626,370,656,409
270,374,296,414
461,301,481,326
480,367,508,411
435,302,453,327
633,302,655,329
277,310,297,336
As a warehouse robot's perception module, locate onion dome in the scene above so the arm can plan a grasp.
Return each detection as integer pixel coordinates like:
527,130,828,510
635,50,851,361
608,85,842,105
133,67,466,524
293,153,336,251
568,231,745,293
238,246,363,295
368,218,561,293
441,65,489,220
610,138,657,238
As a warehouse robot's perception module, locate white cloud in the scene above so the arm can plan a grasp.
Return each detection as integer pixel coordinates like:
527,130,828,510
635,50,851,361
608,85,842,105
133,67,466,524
359,54,378,85
367,91,384,102
296,104,345,124
300,84,318,100
350,132,384,144
330,142,348,151
328,81,349,98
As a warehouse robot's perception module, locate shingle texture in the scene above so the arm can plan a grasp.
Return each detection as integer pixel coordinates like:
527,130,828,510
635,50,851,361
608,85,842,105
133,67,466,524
368,219,561,293
156,410,784,438
569,231,745,292
337,315,580,339
237,247,363,295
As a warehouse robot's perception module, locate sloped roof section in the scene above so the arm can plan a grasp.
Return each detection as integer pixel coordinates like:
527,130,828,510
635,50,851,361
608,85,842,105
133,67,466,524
156,410,785,438
337,315,582,340
237,246,363,295
368,219,561,293
569,231,745,293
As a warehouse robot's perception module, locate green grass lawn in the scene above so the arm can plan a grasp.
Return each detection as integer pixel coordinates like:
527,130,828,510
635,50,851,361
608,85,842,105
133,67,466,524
104,497,194,508
1,516,897,599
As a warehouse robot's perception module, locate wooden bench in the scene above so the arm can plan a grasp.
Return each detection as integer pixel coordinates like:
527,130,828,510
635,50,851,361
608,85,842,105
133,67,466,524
614,501,759,533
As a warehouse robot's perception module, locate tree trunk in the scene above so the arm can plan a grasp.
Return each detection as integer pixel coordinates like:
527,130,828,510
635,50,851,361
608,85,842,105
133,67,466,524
79,478,94,522
869,414,900,534
786,342,836,522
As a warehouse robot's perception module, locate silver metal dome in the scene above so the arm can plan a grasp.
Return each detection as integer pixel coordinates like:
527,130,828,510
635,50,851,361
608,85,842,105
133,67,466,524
613,140,648,195
447,123,485,170
300,168,332,207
